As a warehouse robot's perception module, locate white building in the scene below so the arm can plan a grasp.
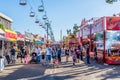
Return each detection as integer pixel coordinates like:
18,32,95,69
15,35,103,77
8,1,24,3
0,12,13,29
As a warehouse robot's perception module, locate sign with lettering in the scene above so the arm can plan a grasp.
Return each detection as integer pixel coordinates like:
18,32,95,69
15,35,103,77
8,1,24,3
5,29,17,41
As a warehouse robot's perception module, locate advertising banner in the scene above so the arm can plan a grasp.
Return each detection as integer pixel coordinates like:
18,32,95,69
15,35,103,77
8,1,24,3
106,17,120,30
5,29,17,41
17,34,24,41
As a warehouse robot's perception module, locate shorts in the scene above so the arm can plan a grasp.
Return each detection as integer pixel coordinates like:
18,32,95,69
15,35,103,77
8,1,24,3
42,55,45,60
46,55,51,61
11,55,16,60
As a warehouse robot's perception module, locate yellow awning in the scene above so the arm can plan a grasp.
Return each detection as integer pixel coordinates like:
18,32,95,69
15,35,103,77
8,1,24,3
5,29,17,34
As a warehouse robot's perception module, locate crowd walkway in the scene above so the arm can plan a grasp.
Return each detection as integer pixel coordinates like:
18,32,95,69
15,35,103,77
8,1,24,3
0,57,120,80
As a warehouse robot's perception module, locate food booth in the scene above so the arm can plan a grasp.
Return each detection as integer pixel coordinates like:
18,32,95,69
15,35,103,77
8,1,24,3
80,16,120,64
17,32,24,49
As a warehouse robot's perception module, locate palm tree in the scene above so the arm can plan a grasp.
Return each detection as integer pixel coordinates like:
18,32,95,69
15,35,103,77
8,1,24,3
73,24,79,34
67,29,71,35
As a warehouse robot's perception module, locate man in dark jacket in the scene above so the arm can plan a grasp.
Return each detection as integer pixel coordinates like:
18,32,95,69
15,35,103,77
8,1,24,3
57,46,62,63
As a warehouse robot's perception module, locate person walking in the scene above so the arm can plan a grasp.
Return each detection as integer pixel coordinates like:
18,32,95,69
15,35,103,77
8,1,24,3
41,46,46,65
80,45,83,61
94,45,98,61
10,46,16,64
4,47,10,64
20,45,25,63
25,46,29,64
57,46,62,65
45,45,52,66
86,44,90,64
52,48,58,67
35,45,41,63
76,47,80,63
72,49,77,66
13,44,18,62
65,47,69,62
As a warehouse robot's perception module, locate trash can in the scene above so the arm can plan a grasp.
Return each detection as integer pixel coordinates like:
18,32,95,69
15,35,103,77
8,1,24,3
0,56,4,71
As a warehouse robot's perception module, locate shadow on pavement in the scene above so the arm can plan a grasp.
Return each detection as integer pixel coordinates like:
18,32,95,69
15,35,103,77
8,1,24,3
1,57,120,80
0,64,48,80
45,58,120,80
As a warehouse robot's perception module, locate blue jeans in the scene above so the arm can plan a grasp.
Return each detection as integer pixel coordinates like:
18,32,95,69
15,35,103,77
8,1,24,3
37,55,41,63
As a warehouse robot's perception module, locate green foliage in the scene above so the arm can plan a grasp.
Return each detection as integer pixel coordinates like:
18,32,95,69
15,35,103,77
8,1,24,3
63,36,66,40
106,0,117,4
73,24,79,34
71,34,75,39
0,24,4,31
66,29,71,35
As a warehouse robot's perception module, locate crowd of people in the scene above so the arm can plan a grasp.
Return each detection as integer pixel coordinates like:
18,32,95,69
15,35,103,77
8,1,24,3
3,43,97,67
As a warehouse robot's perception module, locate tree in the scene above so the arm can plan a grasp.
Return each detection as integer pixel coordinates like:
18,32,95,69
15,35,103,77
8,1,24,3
0,24,4,31
73,24,79,34
63,36,66,41
106,0,117,4
66,29,71,35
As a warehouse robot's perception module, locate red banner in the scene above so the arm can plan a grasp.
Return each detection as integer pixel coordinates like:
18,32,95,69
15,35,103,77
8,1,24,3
5,32,16,39
17,34,24,41
18,34,24,38
106,17,120,30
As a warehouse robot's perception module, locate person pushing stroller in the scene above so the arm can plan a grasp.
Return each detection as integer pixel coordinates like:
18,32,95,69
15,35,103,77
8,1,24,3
29,52,37,64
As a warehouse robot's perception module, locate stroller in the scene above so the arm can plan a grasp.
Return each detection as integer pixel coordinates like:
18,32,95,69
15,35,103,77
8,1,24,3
29,52,37,64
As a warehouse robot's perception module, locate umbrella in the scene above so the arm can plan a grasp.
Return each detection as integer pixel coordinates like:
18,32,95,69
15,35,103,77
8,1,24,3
34,41,43,44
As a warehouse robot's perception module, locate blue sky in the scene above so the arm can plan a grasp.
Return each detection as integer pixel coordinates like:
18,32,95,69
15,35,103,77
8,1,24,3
0,0,120,41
